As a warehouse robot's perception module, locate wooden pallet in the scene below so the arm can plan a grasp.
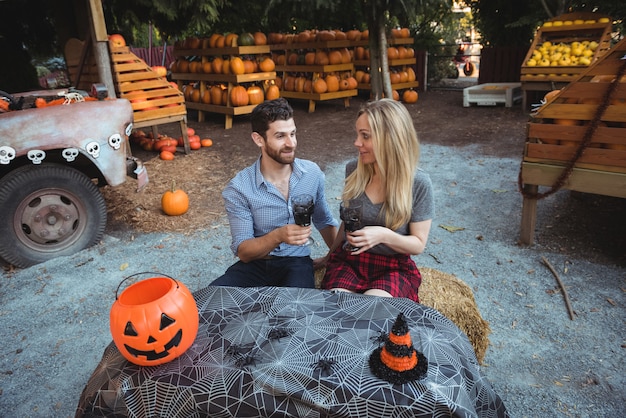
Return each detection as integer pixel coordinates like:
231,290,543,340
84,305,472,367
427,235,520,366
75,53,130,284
519,37,626,245
109,45,190,153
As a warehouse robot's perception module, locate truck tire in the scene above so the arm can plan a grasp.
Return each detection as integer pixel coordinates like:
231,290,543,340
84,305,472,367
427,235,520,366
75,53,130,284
0,163,107,268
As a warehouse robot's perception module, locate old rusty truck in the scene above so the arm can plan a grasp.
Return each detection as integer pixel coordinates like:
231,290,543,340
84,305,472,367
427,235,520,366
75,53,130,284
0,89,148,268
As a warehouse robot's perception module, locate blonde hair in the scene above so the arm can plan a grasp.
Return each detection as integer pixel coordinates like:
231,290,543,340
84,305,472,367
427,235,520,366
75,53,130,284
343,99,420,230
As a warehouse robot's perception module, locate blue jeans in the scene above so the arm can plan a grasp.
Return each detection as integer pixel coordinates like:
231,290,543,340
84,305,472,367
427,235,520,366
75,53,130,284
210,256,314,288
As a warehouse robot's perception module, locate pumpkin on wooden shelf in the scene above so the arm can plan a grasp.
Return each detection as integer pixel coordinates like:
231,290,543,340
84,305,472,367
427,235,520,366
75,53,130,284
265,83,280,100
402,89,419,104
210,85,224,105
225,33,238,47
211,57,224,74
230,57,245,75
325,74,339,92
230,85,249,106
258,57,275,72
108,34,126,48
239,32,255,46
254,32,267,45
313,78,328,94
247,85,264,105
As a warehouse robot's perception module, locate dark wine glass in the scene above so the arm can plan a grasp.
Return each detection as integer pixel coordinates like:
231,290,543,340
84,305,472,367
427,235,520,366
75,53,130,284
291,194,315,246
340,200,363,251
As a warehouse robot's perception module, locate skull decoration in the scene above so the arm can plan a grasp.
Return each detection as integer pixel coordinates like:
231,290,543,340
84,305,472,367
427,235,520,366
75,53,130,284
0,145,16,165
27,149,46,164
62,148,80,162
86,141,100,158
110,276,199,366
125,123,133,137
108,133,122,150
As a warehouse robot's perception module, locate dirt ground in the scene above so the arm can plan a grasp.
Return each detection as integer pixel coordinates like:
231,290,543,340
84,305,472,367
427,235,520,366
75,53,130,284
104,89,525,234
103,89,625,266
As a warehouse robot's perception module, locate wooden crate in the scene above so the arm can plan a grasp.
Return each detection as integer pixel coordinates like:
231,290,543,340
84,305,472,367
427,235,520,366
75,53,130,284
109,45,190,153
519,37,626,245
520,12,612,108
64,38,101,91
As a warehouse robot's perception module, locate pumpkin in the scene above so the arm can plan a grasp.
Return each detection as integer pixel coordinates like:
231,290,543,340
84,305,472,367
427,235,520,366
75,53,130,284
201,138,213,147
328,50,343,65
265,84,280,100
151,66,167,77
247,85,264,105
225,33,238,47
243,59,256,74
253,32,267,45
258,57,275,72
402,89,419,104
161,181,189,216
325,74,339,92
108,34,126,48
211,57,224,74
210,85,223,105
34,97,47,108
239,32,255,46
313,78,328,94
160,150,175,160
110,274,198,366
230,57,245,75
230,85,249,106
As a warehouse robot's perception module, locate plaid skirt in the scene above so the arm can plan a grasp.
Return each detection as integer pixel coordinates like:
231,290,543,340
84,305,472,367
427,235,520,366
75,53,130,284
322,247,422,303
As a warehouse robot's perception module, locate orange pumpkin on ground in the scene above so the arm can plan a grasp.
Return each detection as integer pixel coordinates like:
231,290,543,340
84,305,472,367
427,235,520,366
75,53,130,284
161,181,189,216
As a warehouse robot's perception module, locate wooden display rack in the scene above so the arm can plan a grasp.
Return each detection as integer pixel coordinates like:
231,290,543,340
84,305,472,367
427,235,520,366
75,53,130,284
109,45,190,153
519,37,626,245
271,40,357,112
520,12,612,108
171,44,275,129
352,37,419,92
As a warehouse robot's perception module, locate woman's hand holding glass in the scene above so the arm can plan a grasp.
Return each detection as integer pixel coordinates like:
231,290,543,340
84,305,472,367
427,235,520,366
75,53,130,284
340,200,363,252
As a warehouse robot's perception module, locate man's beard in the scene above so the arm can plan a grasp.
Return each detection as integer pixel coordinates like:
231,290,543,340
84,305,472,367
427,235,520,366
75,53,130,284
265,144,295,165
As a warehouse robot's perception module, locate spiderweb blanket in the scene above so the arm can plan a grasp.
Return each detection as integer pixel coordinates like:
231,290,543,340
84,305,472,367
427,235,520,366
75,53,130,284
76,286,508,417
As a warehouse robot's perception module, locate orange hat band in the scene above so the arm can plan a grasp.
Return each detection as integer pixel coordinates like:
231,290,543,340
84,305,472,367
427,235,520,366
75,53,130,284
388,331,412,347
380,347,418,372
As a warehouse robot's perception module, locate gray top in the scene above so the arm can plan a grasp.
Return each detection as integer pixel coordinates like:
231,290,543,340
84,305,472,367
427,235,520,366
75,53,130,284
345,159,435,255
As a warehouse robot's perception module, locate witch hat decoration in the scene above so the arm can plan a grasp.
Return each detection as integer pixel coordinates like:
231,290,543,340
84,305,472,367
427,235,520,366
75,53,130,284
369,312,428,384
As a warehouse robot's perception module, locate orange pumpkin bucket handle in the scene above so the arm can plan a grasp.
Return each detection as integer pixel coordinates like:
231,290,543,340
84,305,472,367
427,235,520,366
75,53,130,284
115,271,179,301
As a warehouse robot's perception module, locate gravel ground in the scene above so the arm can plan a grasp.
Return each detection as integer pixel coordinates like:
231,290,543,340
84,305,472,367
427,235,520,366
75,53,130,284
1,101,625,417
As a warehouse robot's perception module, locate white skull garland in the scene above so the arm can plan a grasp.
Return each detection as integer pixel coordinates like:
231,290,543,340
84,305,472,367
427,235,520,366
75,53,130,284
108,133,122,150
27,149,46,164
0,145,16,164
86,141,101,158
62,148,79,162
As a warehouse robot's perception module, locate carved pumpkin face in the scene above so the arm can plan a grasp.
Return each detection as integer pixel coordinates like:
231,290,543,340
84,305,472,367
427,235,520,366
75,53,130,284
110,277,199,366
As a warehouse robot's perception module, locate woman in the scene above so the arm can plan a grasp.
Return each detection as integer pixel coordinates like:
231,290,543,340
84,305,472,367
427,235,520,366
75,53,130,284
322,99,434,303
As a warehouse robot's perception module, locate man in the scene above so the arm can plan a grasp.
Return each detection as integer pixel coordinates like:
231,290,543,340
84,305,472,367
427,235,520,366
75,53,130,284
211,98,338,288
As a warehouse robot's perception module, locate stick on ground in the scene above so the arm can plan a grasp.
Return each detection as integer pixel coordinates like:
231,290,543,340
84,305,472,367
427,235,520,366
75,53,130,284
541,256,575,320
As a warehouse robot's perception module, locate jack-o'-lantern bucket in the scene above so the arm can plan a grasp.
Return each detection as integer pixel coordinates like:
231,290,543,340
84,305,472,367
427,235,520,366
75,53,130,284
110,272,199,366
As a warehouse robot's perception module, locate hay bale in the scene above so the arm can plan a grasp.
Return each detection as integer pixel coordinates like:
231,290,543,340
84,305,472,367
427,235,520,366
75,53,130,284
314,266,490,364
419,267,491,364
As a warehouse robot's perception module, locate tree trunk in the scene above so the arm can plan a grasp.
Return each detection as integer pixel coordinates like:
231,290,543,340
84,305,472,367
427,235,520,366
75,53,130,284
367,7,391,100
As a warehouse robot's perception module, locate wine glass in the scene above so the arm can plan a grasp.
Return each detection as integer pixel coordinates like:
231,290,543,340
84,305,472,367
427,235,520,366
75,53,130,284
291,194,315,246
340,200,363,251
